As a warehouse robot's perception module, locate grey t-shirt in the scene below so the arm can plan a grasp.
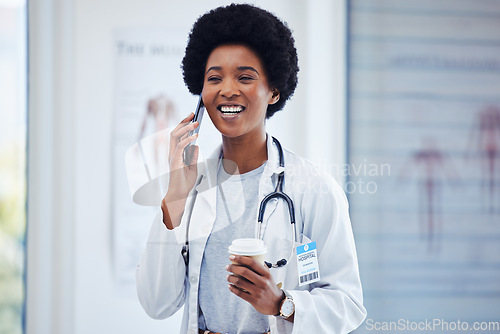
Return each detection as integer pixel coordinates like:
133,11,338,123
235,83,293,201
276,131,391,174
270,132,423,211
198,161,269,334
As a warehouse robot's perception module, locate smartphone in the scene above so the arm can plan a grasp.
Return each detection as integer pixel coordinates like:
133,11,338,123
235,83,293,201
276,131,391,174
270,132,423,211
183,96,204,165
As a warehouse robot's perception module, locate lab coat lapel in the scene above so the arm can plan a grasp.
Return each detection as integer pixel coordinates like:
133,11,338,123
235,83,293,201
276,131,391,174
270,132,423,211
186,146,221,261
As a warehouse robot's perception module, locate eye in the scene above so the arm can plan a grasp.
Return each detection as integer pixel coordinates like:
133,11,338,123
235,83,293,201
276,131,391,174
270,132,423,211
239,75,255,82
207,76,221,82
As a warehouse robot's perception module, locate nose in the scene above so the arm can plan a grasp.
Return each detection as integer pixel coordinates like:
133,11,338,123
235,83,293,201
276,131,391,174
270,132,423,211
220,79,240,98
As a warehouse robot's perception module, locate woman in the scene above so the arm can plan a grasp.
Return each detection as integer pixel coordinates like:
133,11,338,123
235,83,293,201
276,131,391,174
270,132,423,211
136,4,366,334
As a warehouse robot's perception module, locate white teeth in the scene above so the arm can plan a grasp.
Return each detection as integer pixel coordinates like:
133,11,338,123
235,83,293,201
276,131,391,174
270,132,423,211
220,106,243,113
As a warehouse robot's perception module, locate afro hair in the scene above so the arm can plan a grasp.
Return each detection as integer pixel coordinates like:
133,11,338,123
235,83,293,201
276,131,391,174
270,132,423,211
182,3,299,118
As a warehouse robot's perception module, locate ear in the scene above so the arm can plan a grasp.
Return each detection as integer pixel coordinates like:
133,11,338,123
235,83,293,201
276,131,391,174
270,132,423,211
269,89,280,105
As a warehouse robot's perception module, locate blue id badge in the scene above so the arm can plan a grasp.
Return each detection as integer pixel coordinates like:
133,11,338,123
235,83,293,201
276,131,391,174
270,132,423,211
296,241,320,286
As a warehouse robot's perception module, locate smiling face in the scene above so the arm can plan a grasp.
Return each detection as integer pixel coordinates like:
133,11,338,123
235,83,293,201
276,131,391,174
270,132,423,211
202,44,279,141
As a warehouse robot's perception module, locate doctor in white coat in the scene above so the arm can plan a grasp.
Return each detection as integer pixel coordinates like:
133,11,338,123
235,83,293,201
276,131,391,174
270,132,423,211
136,4,366,334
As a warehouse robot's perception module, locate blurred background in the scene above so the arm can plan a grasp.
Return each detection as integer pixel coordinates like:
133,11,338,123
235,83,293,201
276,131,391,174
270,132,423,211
0,0,499,333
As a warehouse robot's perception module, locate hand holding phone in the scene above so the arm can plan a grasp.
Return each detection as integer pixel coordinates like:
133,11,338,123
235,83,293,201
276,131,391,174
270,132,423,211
162,97,203,228
183,96,204,165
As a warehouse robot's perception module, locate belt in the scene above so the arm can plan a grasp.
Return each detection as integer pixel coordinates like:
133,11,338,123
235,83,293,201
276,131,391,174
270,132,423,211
199,330,270,334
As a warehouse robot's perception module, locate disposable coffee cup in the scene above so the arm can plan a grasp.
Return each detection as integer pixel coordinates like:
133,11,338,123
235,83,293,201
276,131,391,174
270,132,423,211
228,238,267,265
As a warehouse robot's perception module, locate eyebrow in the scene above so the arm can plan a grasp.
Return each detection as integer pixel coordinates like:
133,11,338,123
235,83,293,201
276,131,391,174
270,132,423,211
205,66,260,75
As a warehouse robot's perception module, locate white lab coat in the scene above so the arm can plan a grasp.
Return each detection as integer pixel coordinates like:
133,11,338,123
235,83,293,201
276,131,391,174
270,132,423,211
136,135,367,334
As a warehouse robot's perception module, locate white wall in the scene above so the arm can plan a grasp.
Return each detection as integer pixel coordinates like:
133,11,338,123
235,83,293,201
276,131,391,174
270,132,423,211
27,0,346,333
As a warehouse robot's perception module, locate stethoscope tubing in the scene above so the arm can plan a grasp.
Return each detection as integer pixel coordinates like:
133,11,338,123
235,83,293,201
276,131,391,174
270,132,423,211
182,137,296,269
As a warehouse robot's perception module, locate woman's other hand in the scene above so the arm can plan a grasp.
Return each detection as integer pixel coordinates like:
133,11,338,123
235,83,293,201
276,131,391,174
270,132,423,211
161,112,199,229
226,255,285,317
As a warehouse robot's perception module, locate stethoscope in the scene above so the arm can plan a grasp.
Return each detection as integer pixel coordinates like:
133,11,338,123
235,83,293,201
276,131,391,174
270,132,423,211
181,136,297,269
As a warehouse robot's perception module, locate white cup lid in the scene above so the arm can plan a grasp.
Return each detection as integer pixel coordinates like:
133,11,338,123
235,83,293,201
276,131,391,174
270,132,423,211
228,238,267,256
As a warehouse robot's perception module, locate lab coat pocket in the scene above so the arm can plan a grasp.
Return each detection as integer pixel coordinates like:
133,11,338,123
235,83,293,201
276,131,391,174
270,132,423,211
281,235,313,290
265,237,292,286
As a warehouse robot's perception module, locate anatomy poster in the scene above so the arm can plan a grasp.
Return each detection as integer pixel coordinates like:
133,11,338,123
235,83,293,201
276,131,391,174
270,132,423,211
348,0,500,331
111,28,219,296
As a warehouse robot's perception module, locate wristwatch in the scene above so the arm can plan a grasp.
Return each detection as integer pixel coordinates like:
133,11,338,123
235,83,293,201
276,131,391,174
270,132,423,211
278,290,295,319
